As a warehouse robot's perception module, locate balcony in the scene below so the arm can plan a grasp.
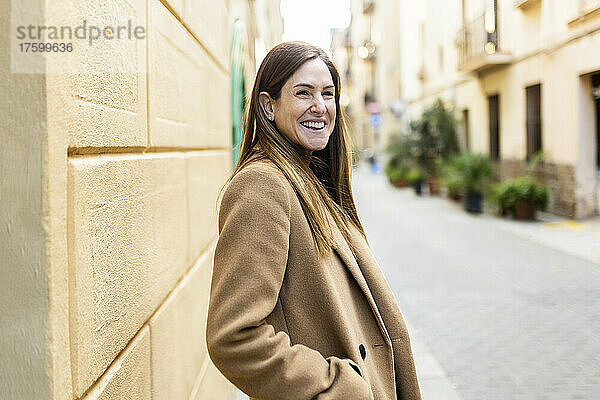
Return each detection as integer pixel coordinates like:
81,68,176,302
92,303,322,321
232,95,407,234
514,0,541,10
568,0,600,25
455,13,512,73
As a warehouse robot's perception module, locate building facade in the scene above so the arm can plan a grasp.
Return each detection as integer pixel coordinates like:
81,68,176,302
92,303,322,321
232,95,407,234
333,0,404,157
398,0,600,218
1,0,281,399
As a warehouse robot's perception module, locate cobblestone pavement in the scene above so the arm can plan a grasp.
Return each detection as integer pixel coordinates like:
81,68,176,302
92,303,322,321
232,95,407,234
352,166,600,399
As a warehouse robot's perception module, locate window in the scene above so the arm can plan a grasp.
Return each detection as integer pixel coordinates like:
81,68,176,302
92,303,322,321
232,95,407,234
526,84,542,161
488,95,500,160
462,109,471,151
592,73,600,169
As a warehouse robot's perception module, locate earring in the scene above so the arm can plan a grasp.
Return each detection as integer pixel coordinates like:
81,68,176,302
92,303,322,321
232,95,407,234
268,115,273,121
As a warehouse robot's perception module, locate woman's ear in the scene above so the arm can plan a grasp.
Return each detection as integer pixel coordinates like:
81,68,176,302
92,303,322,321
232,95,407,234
258,92,275,121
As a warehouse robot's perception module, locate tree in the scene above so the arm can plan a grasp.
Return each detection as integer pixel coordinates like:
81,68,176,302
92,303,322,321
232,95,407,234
410,99,459,177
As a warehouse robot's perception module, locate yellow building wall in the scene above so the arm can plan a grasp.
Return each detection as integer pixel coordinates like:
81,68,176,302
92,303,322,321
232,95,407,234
2,0,281,398
397,0,600,217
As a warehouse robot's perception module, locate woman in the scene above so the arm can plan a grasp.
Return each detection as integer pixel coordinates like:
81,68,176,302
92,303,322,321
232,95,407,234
206,41,421,400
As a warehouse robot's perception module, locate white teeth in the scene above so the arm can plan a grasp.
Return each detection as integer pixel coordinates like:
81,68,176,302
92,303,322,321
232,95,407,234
301,121,325,129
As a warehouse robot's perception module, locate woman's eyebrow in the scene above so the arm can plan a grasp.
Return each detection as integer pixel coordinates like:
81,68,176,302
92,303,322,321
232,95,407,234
293,83,335,89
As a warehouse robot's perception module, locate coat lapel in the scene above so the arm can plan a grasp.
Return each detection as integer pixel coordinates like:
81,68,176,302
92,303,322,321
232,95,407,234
329,219,392,345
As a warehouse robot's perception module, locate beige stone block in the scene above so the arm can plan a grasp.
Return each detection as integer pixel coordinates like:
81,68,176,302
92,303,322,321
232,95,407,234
184,0,230,70
68,153,189,397
60,0,148,149
206,60,232,149
149,249,214,399
187,151,231,262
82,326,151,400
191,363,237,400
148,0,230,149
148,0,203,148
164,0,184,20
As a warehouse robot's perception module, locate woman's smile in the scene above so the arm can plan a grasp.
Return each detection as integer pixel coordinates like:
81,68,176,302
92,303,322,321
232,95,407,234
299,120,326,131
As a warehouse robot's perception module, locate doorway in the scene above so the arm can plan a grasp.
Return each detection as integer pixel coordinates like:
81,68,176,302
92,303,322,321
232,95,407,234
593,73,600,213
488,94,500,161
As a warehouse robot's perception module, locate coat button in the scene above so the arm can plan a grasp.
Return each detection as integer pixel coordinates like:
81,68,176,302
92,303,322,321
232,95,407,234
359,343,367,360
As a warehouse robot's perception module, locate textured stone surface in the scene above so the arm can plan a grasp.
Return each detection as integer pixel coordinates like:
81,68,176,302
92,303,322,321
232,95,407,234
0,1,52,397
184,0,230,70
205,56,232,149
495,159,577,217
187,151,231,262
148,0,230,149
149,250,214,399
68,153,188,397
63,0,148,148
82,326,151,400
164,0,184,20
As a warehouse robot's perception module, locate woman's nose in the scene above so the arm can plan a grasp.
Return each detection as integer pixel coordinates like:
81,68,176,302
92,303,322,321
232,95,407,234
311,95,327,114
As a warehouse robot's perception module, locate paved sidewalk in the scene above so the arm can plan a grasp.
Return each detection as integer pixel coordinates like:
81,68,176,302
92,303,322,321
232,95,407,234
482,210,600,265
405,320,463,400
351,164,600,399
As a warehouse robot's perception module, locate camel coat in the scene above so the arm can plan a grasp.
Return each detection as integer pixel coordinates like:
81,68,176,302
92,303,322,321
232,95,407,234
206,160,421,400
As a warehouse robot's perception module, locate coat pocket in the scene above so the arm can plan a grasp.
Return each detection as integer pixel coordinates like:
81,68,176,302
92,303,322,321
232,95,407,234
348,358,363,377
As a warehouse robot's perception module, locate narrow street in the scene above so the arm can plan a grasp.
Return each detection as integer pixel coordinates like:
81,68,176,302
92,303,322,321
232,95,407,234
352,165,600,399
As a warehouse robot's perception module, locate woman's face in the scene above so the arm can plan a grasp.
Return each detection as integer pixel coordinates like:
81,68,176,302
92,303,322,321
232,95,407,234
261,58,337,154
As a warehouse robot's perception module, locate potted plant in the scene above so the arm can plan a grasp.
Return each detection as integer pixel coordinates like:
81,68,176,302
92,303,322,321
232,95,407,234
384,162,410,188
487,182,506,216
407,168,425,196
441,158,463,201
408,99,460,196
494,176,548,220
426,157,443,195
385,133,414,188
453,153,493,213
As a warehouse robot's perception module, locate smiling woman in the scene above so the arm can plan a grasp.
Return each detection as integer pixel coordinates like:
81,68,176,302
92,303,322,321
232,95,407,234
259,58,336,153
206,41,422,400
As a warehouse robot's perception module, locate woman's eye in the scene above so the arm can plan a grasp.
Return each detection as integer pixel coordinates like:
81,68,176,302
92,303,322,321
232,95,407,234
297,90,310,96
323,91,334,97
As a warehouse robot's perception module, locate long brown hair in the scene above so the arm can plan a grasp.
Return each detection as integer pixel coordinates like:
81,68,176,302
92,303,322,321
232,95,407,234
227,41,366,258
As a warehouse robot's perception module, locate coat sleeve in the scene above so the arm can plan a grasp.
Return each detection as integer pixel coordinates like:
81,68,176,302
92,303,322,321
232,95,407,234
206,167,373,400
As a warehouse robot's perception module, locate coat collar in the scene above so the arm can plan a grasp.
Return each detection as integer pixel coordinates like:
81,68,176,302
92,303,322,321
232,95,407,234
328,218,392,345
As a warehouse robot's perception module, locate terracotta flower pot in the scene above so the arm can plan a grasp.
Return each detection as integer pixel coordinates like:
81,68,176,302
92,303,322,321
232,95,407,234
514,199,535,220
449,192,462,202
427,177,440,195
393,179,410,188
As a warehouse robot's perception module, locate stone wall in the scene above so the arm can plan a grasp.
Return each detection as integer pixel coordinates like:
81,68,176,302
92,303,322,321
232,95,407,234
2,0,281,398
495,159,577,217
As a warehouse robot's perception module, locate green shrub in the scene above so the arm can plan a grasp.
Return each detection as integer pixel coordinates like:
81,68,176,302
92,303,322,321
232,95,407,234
384,160,409,184
440,159,463,197
494,176,548,212
451,153,494,193
406,168,425,183
408,99,460,178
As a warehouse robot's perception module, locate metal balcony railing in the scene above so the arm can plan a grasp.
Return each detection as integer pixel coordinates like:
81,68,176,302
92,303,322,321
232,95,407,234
455,12,512,72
